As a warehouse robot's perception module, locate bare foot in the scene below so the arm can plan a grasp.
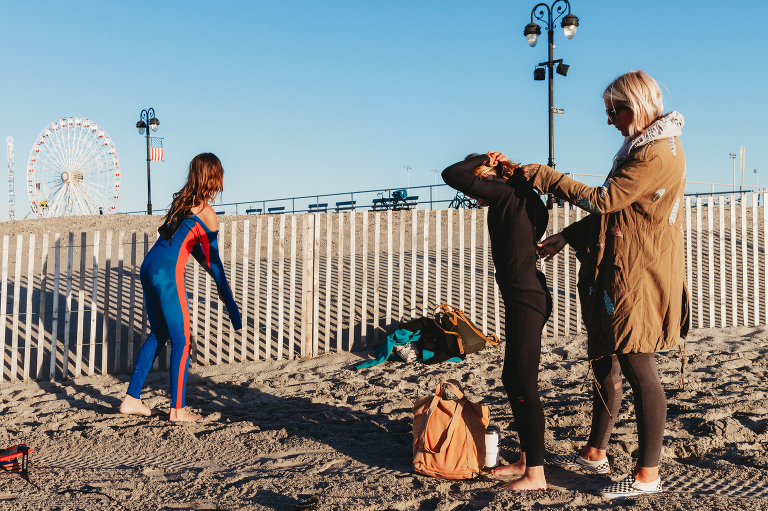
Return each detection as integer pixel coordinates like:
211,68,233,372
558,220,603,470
169,408,203,422
119,395,155,416
491,453,526,477
497,466,547,491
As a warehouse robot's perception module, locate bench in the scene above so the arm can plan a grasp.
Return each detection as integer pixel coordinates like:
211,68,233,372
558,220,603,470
335,201,356,212
245,208,262,214
215,210,225,215
308,203,328,213
404,196,418,209
268,206,285,214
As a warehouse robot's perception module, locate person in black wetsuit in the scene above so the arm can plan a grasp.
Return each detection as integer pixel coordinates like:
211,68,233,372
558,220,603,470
442,151,551,491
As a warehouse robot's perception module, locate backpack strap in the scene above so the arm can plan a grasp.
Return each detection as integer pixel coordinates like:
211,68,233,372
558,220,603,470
419,398,466,455
432,304,467,354
433,303,500,350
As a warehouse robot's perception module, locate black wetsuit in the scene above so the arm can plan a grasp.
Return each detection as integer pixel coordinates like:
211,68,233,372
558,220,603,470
442,155,551,466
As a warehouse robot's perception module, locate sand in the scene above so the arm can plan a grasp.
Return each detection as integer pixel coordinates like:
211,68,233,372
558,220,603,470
0,324,767,510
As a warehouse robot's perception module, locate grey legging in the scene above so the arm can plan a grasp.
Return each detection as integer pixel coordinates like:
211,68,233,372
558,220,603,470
587,353,666,467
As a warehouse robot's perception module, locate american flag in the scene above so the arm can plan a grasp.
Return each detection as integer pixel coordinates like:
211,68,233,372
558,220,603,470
149,137,164,162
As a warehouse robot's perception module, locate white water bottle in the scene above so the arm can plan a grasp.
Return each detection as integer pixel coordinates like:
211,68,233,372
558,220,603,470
485,425,500,468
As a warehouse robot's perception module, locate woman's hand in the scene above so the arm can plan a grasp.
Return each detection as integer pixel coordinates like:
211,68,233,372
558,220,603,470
517,164,541,181
536,233,567,262
486,151,508,167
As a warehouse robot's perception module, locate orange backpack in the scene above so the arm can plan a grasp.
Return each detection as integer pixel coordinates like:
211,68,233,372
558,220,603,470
412,380,489,479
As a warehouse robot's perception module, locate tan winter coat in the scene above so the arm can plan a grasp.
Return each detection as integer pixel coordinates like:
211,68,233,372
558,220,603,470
532,136,690,360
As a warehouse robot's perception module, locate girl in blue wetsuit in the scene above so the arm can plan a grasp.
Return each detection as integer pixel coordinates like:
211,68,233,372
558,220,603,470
120,153,241,422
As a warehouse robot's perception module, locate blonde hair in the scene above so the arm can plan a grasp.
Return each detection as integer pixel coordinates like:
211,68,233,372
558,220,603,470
473,160,521,180
163,153,224,226
603,70,664,137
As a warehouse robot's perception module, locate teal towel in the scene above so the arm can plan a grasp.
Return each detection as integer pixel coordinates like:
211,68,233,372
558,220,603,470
355,329,422,370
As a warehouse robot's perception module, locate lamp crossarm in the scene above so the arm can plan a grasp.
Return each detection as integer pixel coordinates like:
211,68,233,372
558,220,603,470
530,0,572,31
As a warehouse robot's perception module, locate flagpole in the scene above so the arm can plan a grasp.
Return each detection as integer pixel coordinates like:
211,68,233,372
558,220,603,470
136,108,160,215
146,124,152,215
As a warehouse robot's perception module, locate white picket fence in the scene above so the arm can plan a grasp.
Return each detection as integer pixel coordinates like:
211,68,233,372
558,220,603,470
0,193,765,383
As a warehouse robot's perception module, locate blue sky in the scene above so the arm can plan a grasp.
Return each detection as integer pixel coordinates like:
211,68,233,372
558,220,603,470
1,0,766,219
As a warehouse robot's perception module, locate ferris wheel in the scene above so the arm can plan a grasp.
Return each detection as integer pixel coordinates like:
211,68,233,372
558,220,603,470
26,117,121,218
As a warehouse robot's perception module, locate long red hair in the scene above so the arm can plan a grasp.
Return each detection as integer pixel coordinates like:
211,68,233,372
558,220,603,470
472,160,521,179
163,153,223,226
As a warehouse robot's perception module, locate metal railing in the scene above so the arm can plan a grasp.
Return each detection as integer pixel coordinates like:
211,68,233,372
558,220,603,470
117,177,767,215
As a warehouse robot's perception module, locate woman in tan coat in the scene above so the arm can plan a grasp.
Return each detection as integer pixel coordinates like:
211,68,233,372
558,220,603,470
519,70,690,498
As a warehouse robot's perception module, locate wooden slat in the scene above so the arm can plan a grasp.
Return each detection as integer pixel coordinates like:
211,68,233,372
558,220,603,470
300,215,314,358
719,198,726,327
203,233,212,365
36,234,49,380
753,193,759,325
435,209,442,307
141,233,149,354
241,220,250,362
373,212,381,342
289,216,297,358
347,211,356,348
125,232,137,373
423,209,430,317
49,234,61,380
264,218,273,359
101,231,112,375
459,209,465,311
398,210,405,321
696,197,702,329
88,231,100,377
685,197,692,316
574,207,582,334
741,196,748,326
360,211,369,350
563,205,570,336
469,209,476,322
411,209,417,318
730,197,737,326
446,209,453,306
22,235,35,382
764,193,768,326
552,206,558,336
324,213,332,351
9,236,22,383
230,221,238,362
0,236,7,381
253,217,263,360
336,212,344,350
482,208,488,335
63,232,75,379
216,224,225,365
385,211,392,330
277,216,286,359
313,214,320,355
74,232,86,378
707,198,714,328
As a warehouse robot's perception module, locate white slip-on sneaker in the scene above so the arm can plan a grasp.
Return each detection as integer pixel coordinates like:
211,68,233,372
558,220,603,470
550,452,610,474
601,475,662,499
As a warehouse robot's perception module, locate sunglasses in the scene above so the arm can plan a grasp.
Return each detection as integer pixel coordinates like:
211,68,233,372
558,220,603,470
606,105,630,123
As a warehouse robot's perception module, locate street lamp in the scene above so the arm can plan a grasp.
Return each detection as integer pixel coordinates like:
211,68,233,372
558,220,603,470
524,1,579,168
404,165,413,191
730,152,736,192
136,108,160,215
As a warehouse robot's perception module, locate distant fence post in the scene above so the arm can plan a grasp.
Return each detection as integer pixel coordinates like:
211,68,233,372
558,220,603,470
301,214,315,357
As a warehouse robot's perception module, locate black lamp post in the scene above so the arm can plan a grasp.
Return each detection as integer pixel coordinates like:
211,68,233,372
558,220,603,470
524,1,579,168
136,108,160,215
